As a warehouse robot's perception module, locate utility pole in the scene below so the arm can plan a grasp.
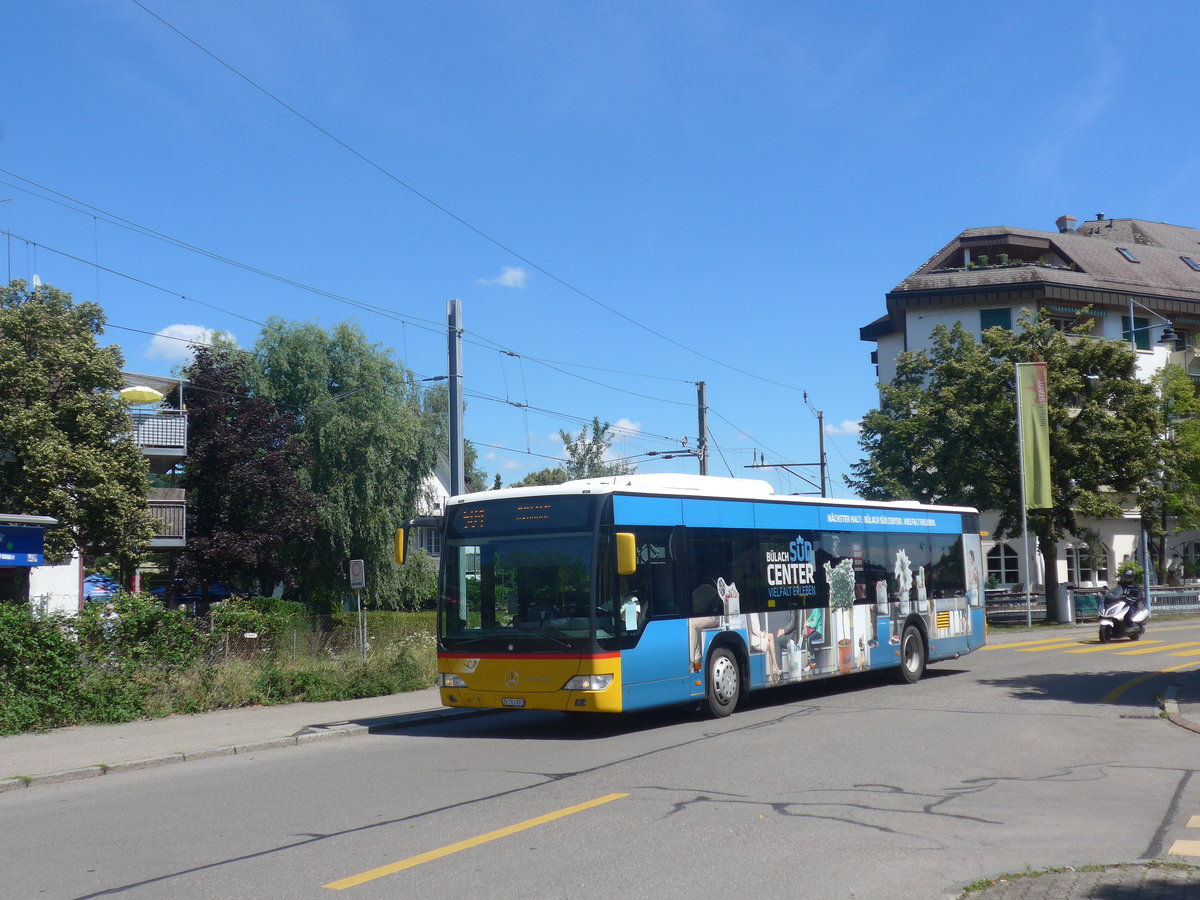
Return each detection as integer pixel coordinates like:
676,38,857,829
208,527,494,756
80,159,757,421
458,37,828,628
447,300,465,496
696,381,708,476
817,410,827,498
745,406,827,497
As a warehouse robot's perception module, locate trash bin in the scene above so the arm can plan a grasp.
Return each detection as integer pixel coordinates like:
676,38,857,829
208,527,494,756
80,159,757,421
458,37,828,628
1052,584,1076,624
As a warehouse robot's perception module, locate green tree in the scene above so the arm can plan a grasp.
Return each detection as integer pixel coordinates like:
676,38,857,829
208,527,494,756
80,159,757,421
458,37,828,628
177,346,318,596
509,418,634,487
509,466,570,488
849,312,1160,617
561,417,634,479
0,280,154,574
420,382,489,491
252,318,438,606
1146,364,1200,573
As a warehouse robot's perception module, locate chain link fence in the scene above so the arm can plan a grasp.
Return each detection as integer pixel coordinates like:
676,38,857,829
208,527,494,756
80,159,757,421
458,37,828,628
201,613,435,664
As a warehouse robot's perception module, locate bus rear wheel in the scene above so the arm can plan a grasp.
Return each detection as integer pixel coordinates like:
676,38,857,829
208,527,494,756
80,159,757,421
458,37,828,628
898,625,926,684
705,645,740,717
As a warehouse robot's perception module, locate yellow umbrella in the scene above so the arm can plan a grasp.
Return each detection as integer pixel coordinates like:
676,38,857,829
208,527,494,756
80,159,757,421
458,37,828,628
120,385,164,406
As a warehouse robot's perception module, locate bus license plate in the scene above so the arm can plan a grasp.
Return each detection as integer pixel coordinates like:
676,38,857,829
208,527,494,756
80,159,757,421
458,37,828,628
501,698,525,708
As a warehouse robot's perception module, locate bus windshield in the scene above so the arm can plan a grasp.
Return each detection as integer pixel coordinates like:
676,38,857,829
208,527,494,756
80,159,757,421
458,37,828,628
440,532,600,651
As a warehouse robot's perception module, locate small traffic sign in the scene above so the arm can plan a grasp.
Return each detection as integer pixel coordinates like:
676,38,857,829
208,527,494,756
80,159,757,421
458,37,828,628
349,558,365,589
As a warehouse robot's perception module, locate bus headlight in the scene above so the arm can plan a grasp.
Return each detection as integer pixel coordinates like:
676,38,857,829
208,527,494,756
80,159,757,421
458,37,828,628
563,674,613,692
441,673,468,688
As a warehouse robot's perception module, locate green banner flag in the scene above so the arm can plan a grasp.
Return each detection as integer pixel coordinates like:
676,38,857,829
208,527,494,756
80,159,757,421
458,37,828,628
1016,362,1052,509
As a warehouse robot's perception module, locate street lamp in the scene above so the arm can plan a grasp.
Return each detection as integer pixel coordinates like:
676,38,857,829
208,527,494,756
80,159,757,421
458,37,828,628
1127,296,1180,351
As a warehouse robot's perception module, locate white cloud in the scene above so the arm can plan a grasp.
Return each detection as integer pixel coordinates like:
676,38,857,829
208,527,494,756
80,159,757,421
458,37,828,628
501,459,523,472
824,419,862,436
613,417,642,435
145,324,235,363
477,266,528,288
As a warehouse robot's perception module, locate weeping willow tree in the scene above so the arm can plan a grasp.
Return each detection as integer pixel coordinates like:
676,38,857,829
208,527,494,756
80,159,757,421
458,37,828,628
252,318,439,608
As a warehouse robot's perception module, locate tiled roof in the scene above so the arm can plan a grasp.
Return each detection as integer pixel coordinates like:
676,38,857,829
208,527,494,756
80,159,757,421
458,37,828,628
894,218,1200,303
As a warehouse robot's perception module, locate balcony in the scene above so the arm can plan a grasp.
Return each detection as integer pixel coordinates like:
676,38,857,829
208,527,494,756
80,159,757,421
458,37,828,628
130,410,187,474
148,488,186,549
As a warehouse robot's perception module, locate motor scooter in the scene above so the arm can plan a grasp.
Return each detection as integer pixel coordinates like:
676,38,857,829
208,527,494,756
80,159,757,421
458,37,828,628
1098,583,1149,642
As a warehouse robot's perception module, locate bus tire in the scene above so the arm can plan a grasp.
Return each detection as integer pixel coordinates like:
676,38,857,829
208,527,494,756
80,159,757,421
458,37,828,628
705,645,740,717
898,624,926,684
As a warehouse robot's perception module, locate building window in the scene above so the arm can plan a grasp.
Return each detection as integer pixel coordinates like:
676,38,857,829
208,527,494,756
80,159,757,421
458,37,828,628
1116,247,1140,263
1065,547,1102,585
1122,315,1151,351
986,544,1019,585
1182,256,1200,272
980,308,1012,331
417,528,441,558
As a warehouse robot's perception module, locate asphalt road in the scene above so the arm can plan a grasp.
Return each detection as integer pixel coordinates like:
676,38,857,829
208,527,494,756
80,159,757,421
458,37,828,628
4,621,1200,900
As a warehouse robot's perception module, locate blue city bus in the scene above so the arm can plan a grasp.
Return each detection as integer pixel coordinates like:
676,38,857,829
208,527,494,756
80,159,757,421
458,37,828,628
399,474,984,717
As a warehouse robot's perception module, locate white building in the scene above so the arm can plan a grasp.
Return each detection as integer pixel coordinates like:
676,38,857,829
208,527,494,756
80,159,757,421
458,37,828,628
861,214,1200,592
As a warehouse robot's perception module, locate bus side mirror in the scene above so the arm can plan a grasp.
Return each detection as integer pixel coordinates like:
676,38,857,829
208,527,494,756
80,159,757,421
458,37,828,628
394,528,407,565
616,532,637,576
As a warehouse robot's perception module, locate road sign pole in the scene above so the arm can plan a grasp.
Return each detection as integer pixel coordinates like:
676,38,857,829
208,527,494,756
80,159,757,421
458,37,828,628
349,559,367,660
355,589,366,660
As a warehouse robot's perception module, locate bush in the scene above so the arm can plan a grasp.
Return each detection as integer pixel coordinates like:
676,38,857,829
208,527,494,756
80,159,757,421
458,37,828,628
0,605,92,733
0,602,436,733
77,593,214,674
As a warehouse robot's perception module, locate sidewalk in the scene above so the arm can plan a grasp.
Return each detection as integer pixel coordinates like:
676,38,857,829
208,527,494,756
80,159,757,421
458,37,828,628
0,685,474,790
3,672,1199,898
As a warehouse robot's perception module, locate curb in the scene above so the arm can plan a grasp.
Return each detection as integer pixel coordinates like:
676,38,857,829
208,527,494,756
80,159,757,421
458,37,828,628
0,706,489,793
1162,668,1200,736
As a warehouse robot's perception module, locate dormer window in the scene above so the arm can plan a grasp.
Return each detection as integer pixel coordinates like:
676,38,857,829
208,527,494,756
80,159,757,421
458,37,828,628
1116,247,1140,263
1182,256,1200,272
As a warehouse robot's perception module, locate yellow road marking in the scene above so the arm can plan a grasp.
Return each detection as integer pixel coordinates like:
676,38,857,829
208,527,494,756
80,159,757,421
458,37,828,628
1188,815,1200,829
1103,660,1200,703
1067,641,1163,655
1170,649,1200,657
1117,642,1200,656
983,637,1080,650
1015,642,1082,652
1168,839,1200,857
322,793,628,890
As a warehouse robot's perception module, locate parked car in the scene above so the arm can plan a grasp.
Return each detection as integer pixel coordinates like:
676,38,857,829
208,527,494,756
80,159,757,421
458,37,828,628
149,581,234,616
83,573,122,602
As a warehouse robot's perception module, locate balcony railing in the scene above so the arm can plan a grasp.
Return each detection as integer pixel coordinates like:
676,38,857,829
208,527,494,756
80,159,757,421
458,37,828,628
148,489,185,548
130,410,187,452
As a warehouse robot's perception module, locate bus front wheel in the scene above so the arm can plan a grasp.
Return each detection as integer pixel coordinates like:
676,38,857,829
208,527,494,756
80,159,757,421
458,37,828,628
898,625,926,684
705,645,740,717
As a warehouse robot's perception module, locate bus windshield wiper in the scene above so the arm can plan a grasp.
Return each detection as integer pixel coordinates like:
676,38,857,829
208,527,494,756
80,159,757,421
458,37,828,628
444,629,573,651
510,625,573,650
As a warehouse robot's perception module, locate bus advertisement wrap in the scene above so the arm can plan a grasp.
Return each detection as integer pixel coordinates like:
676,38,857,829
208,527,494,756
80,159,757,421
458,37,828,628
428,475,984,718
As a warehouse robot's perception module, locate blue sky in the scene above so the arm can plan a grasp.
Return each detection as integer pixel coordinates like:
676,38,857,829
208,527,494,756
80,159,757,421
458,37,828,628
4,1,1199,496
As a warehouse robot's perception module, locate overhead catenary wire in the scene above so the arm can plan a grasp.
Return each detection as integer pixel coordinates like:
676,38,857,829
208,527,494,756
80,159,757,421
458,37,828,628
7,230,267,328
3,161,842,478
128,0,816,396
15,221,823,476
2,172,703,411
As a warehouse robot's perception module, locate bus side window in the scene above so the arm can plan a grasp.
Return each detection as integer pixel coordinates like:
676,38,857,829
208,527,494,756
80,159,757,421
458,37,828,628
615,530,678,632
650,562,675,617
